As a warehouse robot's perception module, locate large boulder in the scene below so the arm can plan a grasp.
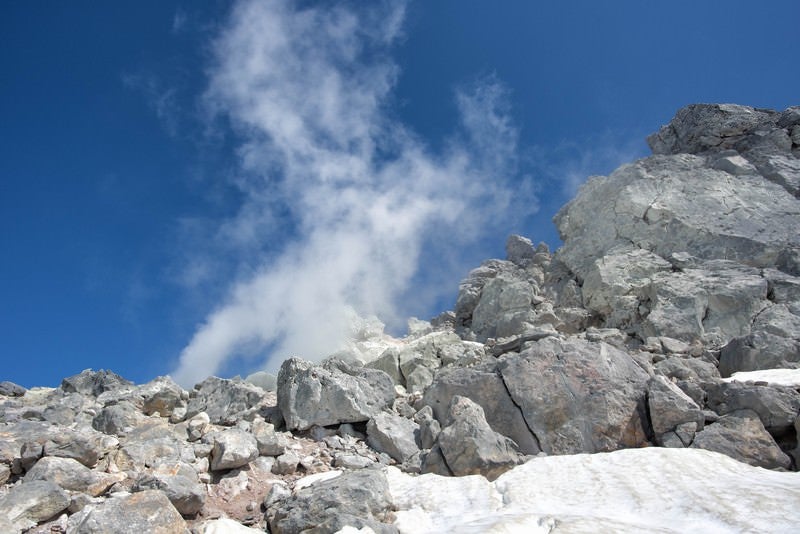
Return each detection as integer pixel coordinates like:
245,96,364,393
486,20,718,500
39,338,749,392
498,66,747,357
0,480,70,531
498,337,650,455
436,396,523,480
367,412,420,464
185,376,266,426
24,456,122,497
267,470,396,533
705,381,800,434
67,489,187,533
277,358,394,431
690,410,792,470
422,359,541,455
133,473,206,516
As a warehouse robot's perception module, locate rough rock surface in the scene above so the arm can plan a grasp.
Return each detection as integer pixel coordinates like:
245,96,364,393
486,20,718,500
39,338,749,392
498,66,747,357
266,470,396,533
499,338,651,454
436,396,522,480
278,358,395,430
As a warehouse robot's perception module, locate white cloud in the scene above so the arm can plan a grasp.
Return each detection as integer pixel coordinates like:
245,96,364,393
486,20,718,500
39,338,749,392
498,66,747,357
170,0,537,387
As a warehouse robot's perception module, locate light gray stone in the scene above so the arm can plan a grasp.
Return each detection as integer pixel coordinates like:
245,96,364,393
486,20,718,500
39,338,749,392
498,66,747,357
367,411,420,463
67,489,186,533
366,348,403,385
333,454,373,469
437,396,522,481
115,437,187,471
24,456,123,496
185,376,266,426
92,401,144,436
251,419,289,457
0,480,70,531
139,376,187,420
277,358,394,431
506,234,535,266
133,473,206,516
61,369,133,397
271,451,300,475
267,469,396,534
209,428,258,471
413,405,440,449
0,381,27,397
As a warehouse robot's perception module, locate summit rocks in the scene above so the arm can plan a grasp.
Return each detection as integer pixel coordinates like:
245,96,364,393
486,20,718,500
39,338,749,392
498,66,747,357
1,103,799,532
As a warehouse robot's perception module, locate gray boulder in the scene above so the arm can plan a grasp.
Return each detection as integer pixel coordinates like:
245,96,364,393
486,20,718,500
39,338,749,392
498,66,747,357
24,456,122,496
0,381,26,397
505,234,535,266
185,376,266,426
422,359,540,455
115,436,188,471
647,376,704,447
92,401,145,436
68,489,186,533
267,469,396,534
209,428,258,471
413,405,441,449
437,396,522,480
646,103,779,156
367,411,420,463
553,104,799,353
139,376,187,420
250,418,289,456
690,410,791,470
0,479,70,531
499,337,650,455
705,381,800,434
61,369,133,397
277,358,394,431
133,473,206,516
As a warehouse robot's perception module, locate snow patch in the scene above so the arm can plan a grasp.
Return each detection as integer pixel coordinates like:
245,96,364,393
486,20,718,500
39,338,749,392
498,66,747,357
387,448,800,533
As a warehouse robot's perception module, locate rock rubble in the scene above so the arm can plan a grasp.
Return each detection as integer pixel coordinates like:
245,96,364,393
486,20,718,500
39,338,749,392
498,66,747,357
1,102,799,532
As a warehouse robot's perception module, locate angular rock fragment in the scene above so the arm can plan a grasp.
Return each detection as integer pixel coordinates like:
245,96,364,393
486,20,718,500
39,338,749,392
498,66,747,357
67,489,186,533
133,473,206,516
24,456,122,496
367,411,420,463
0,480,70,531
647,375,704,447
277,358,394,430
267,469,396,534
209,428,258,471
437,396,522,480
690,410,791,470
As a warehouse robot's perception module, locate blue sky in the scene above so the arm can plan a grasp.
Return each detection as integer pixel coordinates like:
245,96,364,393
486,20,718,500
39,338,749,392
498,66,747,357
2,1,798,388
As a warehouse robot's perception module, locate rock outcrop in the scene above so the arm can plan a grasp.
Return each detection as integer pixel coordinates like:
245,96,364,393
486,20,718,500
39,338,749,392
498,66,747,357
1,103,799,532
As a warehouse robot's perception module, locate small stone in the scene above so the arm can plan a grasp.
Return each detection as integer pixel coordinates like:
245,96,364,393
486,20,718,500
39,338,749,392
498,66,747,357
210,428,258,471
272,451,300,475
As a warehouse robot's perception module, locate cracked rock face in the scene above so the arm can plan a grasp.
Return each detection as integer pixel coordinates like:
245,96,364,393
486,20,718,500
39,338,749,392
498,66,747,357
553,104,800,372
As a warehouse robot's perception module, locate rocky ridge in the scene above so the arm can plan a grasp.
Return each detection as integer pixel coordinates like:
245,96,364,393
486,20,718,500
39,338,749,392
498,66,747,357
2,103,800,532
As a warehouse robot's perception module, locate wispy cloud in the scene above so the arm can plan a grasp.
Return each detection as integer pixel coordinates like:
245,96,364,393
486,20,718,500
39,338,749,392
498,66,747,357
122,72,181,137
170,0,537,386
